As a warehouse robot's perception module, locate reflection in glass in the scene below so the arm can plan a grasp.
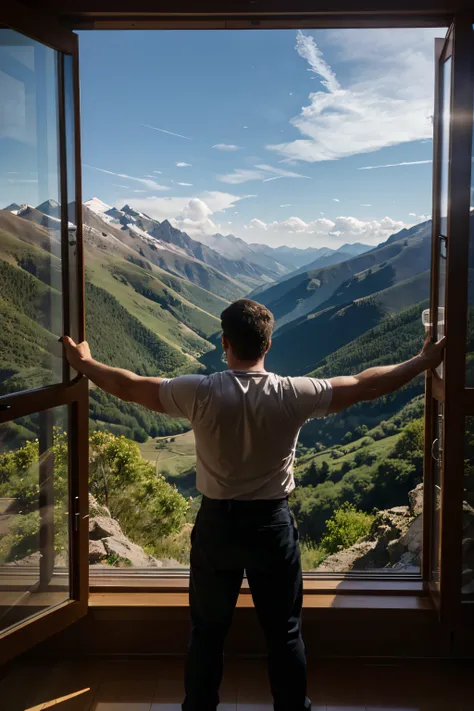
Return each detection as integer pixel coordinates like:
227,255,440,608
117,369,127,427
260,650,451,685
439,57,452,238
431,402,443,585
0,407,70,634
0,29,63,395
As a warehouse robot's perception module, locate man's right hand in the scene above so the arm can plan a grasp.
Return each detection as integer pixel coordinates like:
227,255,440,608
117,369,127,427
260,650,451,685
61,336,92,373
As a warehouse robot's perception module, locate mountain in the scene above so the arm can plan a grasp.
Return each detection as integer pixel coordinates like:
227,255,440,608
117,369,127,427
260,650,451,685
84,199,279,290
195,232,290,279
3,202,21,213
338,242,372,257
0,204,237,440
36,199,60,218
252,219,432,329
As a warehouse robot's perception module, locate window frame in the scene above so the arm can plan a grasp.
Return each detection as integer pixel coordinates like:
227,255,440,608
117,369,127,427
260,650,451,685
3,3,474,620
0,4,89,665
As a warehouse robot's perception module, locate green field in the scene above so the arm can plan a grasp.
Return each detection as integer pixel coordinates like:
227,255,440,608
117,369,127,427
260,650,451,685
139,430,197,477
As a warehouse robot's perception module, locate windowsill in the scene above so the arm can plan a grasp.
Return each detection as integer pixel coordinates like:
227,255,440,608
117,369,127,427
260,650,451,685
89,573,424,596
88,590,435,618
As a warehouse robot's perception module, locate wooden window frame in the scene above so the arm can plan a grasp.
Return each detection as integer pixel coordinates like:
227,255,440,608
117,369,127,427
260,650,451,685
0,4,89,665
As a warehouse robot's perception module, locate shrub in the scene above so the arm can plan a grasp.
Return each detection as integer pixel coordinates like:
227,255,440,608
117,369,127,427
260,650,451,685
320,503,374,554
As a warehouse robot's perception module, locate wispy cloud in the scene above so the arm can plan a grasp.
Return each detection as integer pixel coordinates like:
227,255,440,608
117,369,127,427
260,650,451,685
152,170,162,174
280,204,293,207
141,123,191,140
295,29,340,92
176,162,192,167
267,29,437,163
358,159,432,170
212,144,242,151
112,183,130,189
218,163,310,185
133,189,147,193
177,182,193,187
333,198,340,202
360,203,373,207
83,164,169,191
409,212,417,216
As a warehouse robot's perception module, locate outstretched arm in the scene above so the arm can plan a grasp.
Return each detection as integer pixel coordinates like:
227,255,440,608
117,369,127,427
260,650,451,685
61,337,165,412
327,335,446,414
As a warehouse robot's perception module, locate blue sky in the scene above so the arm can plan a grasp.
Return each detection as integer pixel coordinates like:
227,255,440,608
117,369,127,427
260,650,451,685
1,27,446,248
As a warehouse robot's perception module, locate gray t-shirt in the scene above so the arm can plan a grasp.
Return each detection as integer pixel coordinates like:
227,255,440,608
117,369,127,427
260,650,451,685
159,370,332,500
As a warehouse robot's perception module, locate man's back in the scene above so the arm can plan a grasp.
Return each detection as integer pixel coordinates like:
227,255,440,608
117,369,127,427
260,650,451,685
159,370,332,500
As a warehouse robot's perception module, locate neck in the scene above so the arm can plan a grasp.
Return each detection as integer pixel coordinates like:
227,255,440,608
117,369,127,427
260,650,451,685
227,356,266,372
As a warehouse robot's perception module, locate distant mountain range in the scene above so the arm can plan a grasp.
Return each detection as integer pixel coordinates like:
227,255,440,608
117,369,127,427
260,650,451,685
3,194,441,444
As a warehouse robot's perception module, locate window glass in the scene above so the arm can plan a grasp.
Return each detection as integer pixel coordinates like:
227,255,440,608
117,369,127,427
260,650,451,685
0,29,63,395
0,406,70,634
439,56,452,238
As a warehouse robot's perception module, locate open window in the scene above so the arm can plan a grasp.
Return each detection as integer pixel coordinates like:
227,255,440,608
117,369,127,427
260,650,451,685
425,18,474,621
0,4,88,664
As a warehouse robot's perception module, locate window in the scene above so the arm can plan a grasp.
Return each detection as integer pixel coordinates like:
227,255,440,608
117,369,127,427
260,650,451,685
0,19,88,660
54,27,442,581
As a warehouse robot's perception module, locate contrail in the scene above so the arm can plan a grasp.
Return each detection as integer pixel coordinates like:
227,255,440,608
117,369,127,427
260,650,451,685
141,123,192,140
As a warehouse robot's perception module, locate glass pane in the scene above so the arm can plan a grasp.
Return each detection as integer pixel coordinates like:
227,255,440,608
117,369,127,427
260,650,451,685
431,402,443,586
439,56,452,238
436,238,447,378
0,29,63,396
0,406,70,634
464,417,474,596
63,54,80,347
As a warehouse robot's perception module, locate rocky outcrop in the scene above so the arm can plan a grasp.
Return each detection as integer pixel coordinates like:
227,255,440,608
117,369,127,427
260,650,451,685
88,494,183,568
317,486,423,573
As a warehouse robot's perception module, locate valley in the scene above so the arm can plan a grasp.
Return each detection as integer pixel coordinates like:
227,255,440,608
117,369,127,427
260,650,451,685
1,195,459,571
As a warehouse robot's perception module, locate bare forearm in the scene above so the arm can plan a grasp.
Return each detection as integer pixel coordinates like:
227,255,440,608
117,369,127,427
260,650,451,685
78,358,139,400
356,355,427,400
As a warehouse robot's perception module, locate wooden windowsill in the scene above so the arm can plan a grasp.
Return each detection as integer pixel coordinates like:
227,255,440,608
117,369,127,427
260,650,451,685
89,591,435,619
89,576,425,595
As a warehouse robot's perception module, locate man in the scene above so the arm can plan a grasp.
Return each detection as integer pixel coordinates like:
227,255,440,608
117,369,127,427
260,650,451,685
62,298,445,711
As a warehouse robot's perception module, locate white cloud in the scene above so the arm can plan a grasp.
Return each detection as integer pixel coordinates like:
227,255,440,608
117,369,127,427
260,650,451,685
176,162,192,167
332,198,340,202
408,212,417,216
152,170,162,174
141,124,191,140
112,183,129,189
360,203,372,207
124,191,254,237
177,182,193,187
212,144,241,151
133,189,147,193
280,203,293,207
83,164,169,191
358,159,432,170
295,29,340,92
218,163,310,185
244,213,408,248
267,29,438,163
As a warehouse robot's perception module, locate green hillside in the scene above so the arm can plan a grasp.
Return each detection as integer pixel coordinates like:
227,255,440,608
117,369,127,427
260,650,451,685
254,220,431,327
296,301,428,446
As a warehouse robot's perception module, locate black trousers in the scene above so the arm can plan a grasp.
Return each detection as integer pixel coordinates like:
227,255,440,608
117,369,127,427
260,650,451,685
182,495,310,711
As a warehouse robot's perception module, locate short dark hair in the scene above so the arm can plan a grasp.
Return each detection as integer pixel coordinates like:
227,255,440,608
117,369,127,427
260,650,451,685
221,299,274,361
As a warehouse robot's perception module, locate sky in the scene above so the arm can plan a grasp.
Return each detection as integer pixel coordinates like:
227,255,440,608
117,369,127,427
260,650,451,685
1,27,447,249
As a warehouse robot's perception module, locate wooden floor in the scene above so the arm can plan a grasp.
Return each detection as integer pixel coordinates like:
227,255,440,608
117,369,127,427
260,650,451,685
1,656,472,711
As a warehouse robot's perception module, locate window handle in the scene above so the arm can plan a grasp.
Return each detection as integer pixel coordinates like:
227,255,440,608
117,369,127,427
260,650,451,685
0,404,11,412
432,438,440,462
